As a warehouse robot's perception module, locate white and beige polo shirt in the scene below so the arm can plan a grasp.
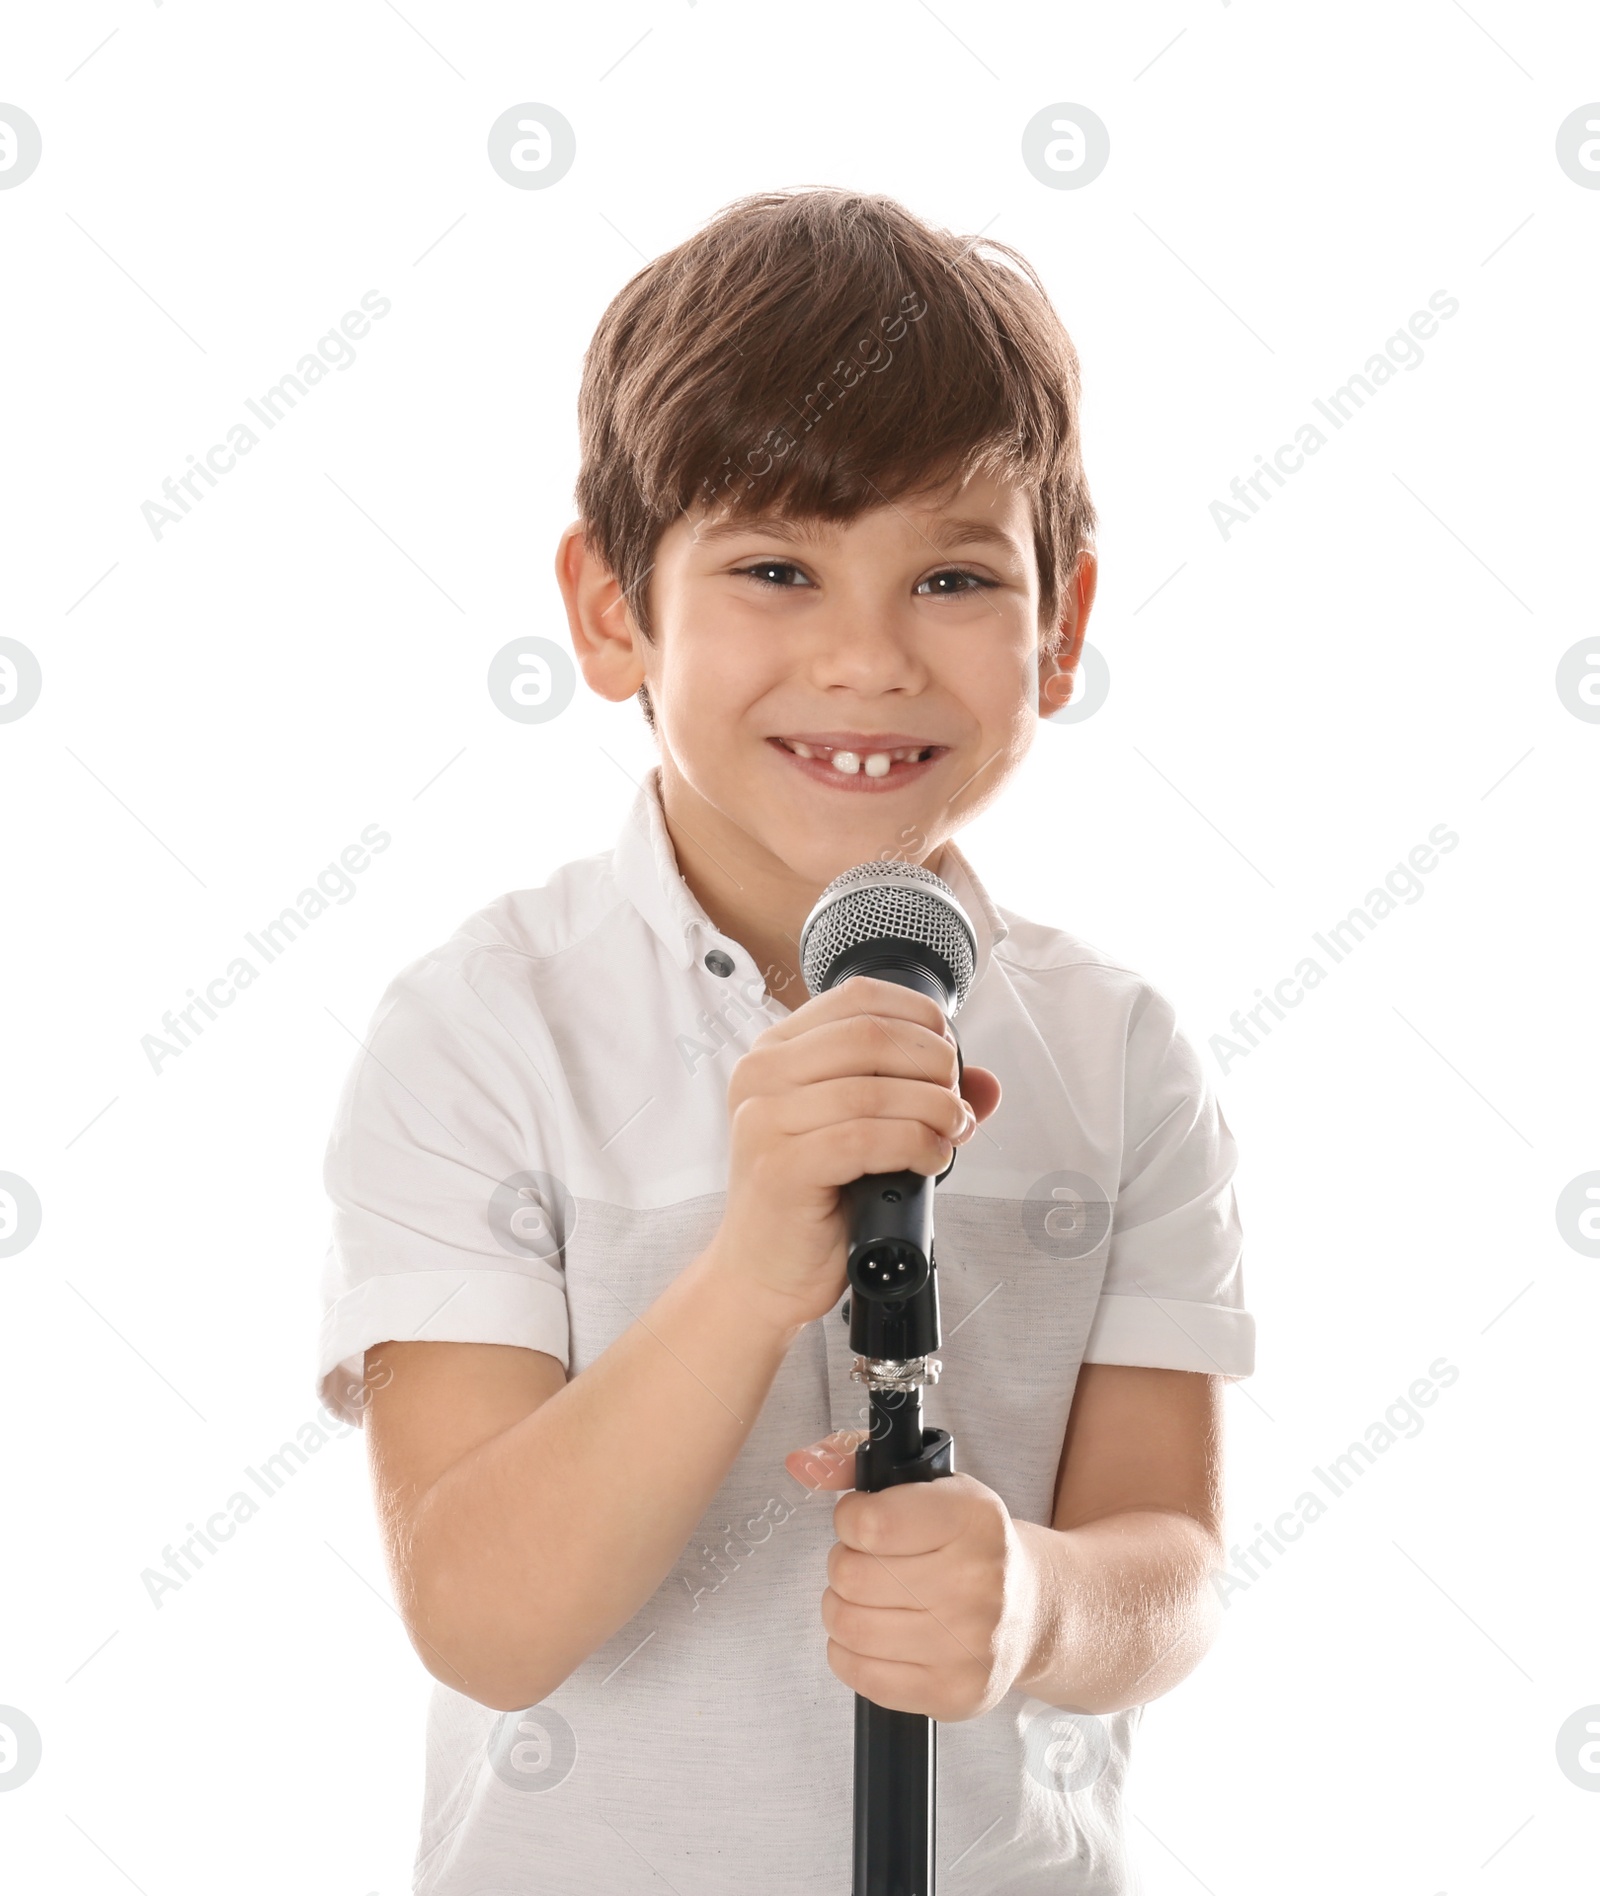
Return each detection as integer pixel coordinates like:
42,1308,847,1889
317,763,1253,1895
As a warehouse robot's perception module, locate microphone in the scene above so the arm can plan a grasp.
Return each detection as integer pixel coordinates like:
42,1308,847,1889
800,860,978,1896
798,861,977,1362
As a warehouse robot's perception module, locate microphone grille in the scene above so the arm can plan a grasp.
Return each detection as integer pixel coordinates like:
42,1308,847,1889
799,862,978,1015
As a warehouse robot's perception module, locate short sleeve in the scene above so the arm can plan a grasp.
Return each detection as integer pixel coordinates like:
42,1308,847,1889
1082,983,1254,1378
316,951,572,1425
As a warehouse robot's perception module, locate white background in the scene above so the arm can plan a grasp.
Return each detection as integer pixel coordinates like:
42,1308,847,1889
2,3,1596,1892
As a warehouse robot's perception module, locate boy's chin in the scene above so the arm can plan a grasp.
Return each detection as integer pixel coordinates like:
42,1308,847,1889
747,808,943,885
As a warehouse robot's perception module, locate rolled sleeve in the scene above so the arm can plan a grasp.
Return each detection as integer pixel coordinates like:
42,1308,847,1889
316,952,573,1425
1083,984,1255,1379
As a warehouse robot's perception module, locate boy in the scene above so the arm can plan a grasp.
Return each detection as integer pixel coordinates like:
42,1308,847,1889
318,187,1253,1893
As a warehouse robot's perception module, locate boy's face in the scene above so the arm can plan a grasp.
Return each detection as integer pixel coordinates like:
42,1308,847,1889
562,467,1095,903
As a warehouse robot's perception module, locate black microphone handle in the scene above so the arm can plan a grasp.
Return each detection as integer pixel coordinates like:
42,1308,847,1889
825,945,963,1323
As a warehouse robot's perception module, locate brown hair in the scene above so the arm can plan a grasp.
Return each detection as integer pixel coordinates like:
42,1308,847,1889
571,187,1096,728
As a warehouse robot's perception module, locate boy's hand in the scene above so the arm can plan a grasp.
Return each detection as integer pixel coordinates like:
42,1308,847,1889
704,976,1001,1333
785,1430,1043,1722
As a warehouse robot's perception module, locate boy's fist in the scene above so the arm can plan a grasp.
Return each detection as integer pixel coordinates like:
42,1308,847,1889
786,1435,1044,1723
703,975,1000,1334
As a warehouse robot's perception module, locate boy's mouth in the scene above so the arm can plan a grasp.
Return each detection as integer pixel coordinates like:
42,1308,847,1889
767,734,946,789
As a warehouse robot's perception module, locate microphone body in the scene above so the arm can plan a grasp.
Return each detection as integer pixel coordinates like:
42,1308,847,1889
799,865,976,1366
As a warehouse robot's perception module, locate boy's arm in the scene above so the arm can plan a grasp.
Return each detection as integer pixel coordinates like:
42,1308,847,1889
364,1253,799,1715
1011,1361,1224,1714
361,976,992,1716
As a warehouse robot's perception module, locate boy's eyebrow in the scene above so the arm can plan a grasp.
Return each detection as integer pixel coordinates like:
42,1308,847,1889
691,512,1022,556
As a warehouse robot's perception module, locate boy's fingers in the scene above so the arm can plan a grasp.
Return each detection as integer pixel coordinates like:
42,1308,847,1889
760,1073,972,1148
785,1429,870,1491
749,1014,959,1094
762,975,954,1049
959,1063,1002,1124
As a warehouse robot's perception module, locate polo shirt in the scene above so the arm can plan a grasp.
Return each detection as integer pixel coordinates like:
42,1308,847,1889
317,762,1254,1894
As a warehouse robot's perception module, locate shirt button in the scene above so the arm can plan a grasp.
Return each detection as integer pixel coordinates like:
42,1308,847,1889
703,949,735,977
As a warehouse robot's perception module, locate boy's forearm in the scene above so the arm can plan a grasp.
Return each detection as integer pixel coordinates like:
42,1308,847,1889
1012,1510,1223,1716
406,1249,801,1711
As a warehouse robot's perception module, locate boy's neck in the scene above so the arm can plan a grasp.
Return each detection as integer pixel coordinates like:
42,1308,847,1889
655,758,948,1012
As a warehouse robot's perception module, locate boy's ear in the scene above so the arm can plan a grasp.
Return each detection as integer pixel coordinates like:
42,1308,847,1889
553,519,647,704
1037,549,1098,719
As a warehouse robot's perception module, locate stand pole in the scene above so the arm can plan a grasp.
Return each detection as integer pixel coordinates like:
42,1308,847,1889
850,1376,954,1896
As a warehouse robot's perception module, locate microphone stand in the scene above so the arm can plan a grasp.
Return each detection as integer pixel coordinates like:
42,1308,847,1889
842,1113,959,1896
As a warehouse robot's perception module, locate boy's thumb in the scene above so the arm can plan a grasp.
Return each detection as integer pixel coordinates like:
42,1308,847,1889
785,1428,870,1492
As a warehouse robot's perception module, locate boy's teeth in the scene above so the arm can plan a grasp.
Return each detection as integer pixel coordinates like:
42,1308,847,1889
781,739,934,771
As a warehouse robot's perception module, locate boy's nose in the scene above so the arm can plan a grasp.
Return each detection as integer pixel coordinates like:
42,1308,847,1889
804,609,927,692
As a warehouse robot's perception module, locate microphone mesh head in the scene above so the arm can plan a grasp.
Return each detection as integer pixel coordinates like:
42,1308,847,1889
799,862,978,1015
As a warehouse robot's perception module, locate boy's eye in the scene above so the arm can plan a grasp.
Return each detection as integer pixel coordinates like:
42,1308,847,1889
736,560,812,590
915,568,994,598
732,561,995,596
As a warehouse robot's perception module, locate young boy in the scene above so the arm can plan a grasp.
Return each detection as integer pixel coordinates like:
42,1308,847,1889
318,187,1253,1894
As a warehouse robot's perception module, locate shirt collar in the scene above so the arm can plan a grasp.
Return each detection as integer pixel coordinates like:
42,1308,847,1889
612,763,1010,991
611,764,714,974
